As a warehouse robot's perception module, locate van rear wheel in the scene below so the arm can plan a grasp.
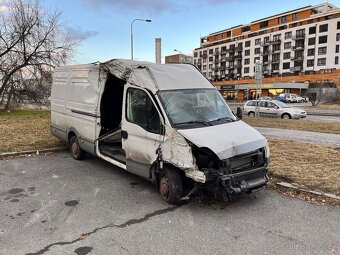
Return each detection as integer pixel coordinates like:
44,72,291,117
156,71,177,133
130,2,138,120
282,113,291,119
70,135,86,160
159,167,183,205
248,112,255,117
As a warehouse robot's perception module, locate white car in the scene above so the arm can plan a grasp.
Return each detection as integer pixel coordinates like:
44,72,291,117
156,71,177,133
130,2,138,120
243,100,307,119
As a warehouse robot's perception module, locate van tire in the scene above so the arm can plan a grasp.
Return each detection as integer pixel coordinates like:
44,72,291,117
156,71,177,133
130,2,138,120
159,167,183,205
69,135,86,160
248,112,255,117
281,113,291,119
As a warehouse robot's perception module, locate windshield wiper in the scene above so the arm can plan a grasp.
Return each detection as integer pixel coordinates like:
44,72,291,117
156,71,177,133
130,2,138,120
208,116,236,124
174,120,212,126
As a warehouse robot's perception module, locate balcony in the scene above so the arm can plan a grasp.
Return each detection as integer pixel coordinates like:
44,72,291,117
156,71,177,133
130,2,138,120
226,56,235,61
270,39,281,45
234,54,242,59
214,51,220,56
214,59,220,63
293,34,305,40
272,49,281,54
227,47,235,53
290,66,303,72
271,59,280,64
291,56,304,61
212,67,220,71
235,47,243,52
272,69,280,73
220,49,227,55
261,41,270,46
261,50,271,56
262,60,271,65
234,63,242,68
220,57,226,62
293,46,304,51
220,66,226,70
227,65,235,70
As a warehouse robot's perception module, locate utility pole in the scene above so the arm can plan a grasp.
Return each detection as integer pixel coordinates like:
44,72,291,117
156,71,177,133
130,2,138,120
255,60,263,118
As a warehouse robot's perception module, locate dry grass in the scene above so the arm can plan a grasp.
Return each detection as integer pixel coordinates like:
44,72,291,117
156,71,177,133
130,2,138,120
269,139,340,195
0,110,64,153
243,116,340,134
301,103,340,110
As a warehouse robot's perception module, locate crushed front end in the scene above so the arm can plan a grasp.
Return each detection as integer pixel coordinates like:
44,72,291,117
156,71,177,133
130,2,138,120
193,146,269,199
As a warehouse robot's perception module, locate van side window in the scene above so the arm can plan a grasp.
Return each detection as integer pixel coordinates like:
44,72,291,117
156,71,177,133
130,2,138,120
126,88,161,134
259,101,267,108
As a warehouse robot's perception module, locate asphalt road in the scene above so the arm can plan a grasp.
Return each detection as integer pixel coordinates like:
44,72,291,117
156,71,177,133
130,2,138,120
255,126,340,147
306,114,340,122
0,153,339,255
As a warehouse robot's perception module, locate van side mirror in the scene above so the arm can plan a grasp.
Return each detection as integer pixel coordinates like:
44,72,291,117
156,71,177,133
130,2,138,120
236,106,243,120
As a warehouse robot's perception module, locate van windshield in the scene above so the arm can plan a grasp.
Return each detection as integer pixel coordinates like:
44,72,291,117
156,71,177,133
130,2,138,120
159,89,237,129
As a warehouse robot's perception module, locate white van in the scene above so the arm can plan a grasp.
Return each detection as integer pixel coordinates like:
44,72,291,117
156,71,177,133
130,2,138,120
50,59,270,204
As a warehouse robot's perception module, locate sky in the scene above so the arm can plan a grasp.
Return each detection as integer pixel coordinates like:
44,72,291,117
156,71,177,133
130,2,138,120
5,0,340,64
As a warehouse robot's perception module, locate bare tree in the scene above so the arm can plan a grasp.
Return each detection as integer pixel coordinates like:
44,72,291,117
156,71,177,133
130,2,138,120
0,0,80,109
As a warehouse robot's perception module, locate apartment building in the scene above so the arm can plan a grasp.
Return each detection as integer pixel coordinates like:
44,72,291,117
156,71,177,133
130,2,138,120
193,3,340,100
165,53,193,64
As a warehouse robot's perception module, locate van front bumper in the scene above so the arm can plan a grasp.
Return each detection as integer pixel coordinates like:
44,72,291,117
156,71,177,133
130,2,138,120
204,166,269,194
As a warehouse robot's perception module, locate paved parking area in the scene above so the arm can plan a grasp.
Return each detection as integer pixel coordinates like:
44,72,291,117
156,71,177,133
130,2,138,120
0,153,339,255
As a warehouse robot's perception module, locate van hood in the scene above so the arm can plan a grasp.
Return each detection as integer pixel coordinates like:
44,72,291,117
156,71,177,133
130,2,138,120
177,121,267,160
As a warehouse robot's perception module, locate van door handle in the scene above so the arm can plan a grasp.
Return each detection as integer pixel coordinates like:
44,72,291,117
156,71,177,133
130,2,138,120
121,130,128,139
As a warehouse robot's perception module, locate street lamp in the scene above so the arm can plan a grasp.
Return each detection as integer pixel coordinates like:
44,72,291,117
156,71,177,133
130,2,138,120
174,49,183,55
131,19,151,60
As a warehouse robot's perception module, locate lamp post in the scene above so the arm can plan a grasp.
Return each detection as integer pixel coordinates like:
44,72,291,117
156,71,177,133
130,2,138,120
174,49,182,54
174,49,183,63
130,19,151,60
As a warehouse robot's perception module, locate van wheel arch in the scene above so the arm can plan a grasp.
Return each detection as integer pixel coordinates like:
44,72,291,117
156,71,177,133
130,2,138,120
157,164,183,205
68,132,86,160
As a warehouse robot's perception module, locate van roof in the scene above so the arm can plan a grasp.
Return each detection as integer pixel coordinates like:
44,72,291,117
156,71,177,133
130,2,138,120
101,59,214,93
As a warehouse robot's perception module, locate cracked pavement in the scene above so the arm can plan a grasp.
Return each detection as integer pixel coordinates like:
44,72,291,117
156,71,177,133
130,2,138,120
0,153,339,255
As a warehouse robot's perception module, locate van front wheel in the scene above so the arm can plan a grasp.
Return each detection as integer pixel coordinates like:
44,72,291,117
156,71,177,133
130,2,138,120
159,167,183,205
70,135,86,160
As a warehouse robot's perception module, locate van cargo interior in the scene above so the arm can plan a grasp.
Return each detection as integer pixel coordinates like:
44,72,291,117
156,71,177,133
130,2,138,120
98,73,126,163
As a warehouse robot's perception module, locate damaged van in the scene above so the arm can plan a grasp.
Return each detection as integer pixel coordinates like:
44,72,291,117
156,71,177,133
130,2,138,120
50,59,270,204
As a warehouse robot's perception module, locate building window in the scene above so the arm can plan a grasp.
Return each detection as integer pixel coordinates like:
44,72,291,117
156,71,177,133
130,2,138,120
317,58,326,66
296,29,305,36
255,47,260,54
194,52,198,57
307,49,315,56
245,41,251,47
244,67,249,73
254,57,260,63
336,45,339,53
244,58,250,65
209,64,212,70
264,36,270,44
318,47,327,55
203,58,207,63
203,65,207,70
283,62,290,69
273,34,281,41
281,16,287,24
194,60,196,65
338,21,340,29
307,19,313,24
319,24,328,33
291,23,297,28
309,26,316,34
308,37,316,45
336,56,339,65
260,21,268,29
319,35,327,44
255,38,261,45
285,32,292,39
283,52,291,59
245,49,250,56
209,49,213,55
284,42,291,49
209,72,212,77
214,35,219,41
337,33,340,42
307,60,314,67
292,13,297,21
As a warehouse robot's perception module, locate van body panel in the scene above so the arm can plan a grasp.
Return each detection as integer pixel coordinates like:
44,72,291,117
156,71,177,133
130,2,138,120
177,121,267,160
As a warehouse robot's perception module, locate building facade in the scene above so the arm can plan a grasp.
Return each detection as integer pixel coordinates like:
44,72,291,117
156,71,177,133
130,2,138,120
193,3,340,100
165,53,193,64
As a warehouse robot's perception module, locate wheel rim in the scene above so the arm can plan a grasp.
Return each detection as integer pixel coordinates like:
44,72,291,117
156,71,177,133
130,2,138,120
283,114,289,119
71,142,78,156
160,176,169,198
249,112,255,117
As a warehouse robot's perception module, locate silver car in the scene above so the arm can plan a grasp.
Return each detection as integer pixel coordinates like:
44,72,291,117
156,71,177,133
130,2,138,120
243,100,307,119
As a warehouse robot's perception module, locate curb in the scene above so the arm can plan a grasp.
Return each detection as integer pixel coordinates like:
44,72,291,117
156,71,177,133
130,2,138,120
276,182,340,201
0,147,67,158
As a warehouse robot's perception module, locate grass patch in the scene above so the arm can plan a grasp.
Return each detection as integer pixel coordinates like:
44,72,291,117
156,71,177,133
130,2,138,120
243,116,340,134
0,109,64,153
301,103,340,110
269,139,340,195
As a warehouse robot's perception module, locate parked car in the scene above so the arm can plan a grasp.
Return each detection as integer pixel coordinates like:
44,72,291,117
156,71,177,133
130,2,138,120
278,93,297,103
243,99,307,119
259,96,272,100
275,96,288,103
291,94,304,103
301,96,309,102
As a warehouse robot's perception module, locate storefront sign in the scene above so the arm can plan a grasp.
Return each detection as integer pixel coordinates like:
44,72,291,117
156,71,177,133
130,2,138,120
220,85,235,90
